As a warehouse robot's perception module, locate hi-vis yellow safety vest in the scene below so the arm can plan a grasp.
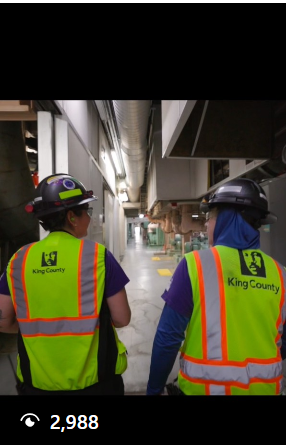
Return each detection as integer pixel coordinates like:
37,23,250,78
6,231,127,391
180,246,286,395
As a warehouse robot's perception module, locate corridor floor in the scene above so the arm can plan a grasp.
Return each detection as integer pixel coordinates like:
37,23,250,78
118,232,180,395
0,231,180,395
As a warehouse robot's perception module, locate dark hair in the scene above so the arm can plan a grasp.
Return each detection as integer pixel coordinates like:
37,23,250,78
39,204,86,232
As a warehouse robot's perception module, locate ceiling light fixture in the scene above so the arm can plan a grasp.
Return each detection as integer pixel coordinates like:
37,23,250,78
26,147,37,154
119,191,128,202
119,181,127,189
111,150,122,176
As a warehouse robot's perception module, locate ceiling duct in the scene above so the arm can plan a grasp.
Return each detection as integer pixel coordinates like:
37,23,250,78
113,100,151,202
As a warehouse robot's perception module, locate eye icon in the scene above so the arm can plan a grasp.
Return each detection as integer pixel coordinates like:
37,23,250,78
20,413,40,427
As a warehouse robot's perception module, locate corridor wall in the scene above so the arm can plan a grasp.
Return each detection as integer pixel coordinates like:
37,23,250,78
37,101,127,262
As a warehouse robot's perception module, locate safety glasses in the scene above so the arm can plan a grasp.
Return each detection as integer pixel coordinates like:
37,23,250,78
85,207,93,217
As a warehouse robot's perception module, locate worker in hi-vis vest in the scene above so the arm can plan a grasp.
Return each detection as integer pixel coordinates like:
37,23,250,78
147,178,286,395
0,173,131,395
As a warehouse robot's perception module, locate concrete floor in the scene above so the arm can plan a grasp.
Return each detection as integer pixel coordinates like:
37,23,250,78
0,352,18,395
118,231,180,394
0,229,180,395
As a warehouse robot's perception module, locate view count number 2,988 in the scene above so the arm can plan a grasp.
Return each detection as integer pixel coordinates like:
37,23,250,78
50,415,99,431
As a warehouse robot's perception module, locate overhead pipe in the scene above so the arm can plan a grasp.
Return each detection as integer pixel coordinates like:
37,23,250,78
113,100,151,202
94,100,125,177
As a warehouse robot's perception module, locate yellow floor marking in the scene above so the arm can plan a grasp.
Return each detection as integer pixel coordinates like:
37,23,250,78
152,257,161,261
157,269,172,276
159,256,174,261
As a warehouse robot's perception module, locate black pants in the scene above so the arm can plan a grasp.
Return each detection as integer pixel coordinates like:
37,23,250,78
16,375,124,395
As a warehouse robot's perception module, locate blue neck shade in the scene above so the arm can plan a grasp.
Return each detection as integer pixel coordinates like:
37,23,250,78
213,208,260,250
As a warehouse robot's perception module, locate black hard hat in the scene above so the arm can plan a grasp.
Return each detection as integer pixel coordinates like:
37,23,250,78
200,178,277,225
25,173,98,218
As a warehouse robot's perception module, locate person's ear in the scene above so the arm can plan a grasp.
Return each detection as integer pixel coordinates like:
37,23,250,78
67,211,76,226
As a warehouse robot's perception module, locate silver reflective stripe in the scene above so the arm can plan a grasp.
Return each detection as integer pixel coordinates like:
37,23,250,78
80,241,98,316
197,249,222,360
11,245,31,319
209,385,226,395
181,358,282,384
259,193,267,201
276,262,286,326
20,317,99,335
217,185,242,193
274,261,286,352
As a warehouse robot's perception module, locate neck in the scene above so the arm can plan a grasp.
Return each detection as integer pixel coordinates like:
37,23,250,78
51,227,77,237
64,225,78,237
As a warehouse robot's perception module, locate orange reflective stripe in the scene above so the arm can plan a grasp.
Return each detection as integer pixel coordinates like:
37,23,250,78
212,248,228,361
9,244,36,316
225,386,231,395
9,251,19,311
193,251,207,359
18,316,100,322
78,240,84,316
274,260,286,358
21,330,99,338
22,244,34,319
94,243,99,317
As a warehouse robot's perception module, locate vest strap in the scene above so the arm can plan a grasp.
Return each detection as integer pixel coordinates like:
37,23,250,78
98,295,118,381
18,330,32,386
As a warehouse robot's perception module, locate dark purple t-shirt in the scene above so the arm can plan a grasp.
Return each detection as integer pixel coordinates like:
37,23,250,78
0,248,129,299
161,257,193,318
